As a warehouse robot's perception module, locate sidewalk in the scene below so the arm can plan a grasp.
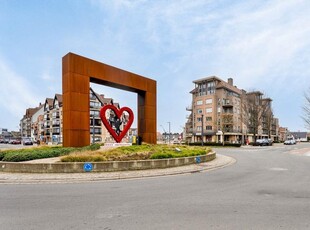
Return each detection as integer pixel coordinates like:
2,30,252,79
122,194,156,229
0,154,235,184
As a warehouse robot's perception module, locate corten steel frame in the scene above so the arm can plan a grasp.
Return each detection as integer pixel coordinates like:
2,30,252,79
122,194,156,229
62,53,157,147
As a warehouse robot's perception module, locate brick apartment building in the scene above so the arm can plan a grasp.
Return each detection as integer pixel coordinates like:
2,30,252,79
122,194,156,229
185,76,279,144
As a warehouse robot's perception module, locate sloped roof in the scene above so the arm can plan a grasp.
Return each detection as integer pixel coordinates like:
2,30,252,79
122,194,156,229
54,94,63,105
45,98,54,108
215,81,242,95
24,103,44,118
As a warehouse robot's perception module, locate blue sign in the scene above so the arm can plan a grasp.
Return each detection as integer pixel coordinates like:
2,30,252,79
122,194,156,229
195,156,201,164
83,163,93,172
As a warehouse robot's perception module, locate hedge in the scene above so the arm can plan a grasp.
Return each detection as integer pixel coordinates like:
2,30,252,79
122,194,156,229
187,142,241,147
1,144,101,162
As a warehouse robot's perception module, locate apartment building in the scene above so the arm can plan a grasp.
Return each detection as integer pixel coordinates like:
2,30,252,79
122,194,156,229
22,88,131,144
31,104,44,142
185,76,279,144
20,105,43,138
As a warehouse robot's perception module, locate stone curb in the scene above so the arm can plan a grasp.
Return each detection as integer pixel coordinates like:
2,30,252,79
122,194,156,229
0,152,216,173
0,154,235,184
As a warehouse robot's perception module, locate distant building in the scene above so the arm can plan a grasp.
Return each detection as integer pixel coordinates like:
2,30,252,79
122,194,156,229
290,132,308,142
20,105,43,138
279,127,288,142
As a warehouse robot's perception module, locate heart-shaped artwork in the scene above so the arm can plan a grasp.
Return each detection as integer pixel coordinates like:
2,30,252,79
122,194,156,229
99,105,134,143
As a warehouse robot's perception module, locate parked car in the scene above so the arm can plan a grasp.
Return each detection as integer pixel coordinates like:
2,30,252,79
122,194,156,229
284,138,296,145
0,139,9,144
9,139,21,145
254,139,272,146
22,138,33,145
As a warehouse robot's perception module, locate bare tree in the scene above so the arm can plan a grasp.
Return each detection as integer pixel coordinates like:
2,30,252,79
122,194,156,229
265,108,274,139
216,111,234,146
302,88,310,130
241,91,270,142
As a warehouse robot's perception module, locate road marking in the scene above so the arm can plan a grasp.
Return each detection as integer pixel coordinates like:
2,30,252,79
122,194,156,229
269,167,288,171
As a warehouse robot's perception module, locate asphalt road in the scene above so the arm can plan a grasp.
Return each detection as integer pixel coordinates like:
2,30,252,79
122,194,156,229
0,143,310,230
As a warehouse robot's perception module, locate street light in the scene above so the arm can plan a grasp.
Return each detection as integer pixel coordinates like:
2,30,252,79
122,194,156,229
92,114,95,144
168,122,171,144
201,114,204,146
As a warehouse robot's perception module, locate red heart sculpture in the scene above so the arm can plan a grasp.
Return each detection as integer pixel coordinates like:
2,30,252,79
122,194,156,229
100,105,134,143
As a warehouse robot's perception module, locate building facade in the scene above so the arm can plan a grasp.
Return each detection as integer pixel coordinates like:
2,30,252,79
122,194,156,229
185,76,279,144
21,88,132,144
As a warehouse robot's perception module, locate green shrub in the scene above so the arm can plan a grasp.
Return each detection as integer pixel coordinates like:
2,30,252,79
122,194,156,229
81,143,101,151
61,154,106,162
2,146,76,162
60,144,212,162
188,142,241,147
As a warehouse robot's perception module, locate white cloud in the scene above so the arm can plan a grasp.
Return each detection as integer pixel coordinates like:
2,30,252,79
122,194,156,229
0,56,39,129
89,0,310,131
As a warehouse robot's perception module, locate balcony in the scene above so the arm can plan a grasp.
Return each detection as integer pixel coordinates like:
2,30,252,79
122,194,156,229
186,106,192,111
52,124,60,127
222,101,233,108
222,96,234,107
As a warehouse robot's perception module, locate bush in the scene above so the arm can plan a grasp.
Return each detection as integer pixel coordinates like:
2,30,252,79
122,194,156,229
188,142,241,147
61,144,212,162
2,146,76,162
81,143,101,151
0,151,6,161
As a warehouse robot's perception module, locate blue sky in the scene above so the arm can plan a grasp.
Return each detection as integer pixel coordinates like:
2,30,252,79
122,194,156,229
0,0,309,133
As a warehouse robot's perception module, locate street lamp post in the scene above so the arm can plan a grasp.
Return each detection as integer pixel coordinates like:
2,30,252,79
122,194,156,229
92,114,95,144
201,114,204,146
168,122,171,144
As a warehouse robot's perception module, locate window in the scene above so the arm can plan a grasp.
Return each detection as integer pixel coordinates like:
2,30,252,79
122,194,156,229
206,98,212,104
206,117,212,122
90,110,100,116
197,126,202,131
196,100,203,105
197,109,203,114
206,126,212,130
207,81,215,95
197,117,202,122
206,108,212,113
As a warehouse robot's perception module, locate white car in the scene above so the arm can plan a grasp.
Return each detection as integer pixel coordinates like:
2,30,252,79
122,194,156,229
284,138,296,145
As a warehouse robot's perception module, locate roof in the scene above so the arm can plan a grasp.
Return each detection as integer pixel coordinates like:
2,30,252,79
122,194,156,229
192,76,222,84
290,132,307,139
90,87,120,107
215,81,242,95
24,103,44,118
54,94,63,104
191,76,242,95
45,98,54,108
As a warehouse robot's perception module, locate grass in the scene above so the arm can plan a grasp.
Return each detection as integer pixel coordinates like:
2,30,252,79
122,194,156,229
0,144,211,163
60,144,212,162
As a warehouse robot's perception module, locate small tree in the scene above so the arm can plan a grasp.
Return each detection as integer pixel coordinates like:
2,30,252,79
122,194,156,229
217,112,234,146
302,88,310,130
241,91,270,142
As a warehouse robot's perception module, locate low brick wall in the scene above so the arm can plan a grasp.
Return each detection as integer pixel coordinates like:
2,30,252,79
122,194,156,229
0,152,216,173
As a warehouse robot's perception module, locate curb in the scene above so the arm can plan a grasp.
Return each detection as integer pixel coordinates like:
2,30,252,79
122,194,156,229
0,153,216,173
0,154,235,184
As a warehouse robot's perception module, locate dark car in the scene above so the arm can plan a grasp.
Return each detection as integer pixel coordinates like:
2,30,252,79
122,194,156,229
254,139,272,146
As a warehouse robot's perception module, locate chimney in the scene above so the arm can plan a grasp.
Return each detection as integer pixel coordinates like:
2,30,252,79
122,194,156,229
228,78,233,86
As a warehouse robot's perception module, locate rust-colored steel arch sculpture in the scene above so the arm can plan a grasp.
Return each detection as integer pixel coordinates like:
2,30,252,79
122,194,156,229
62,53,156,147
